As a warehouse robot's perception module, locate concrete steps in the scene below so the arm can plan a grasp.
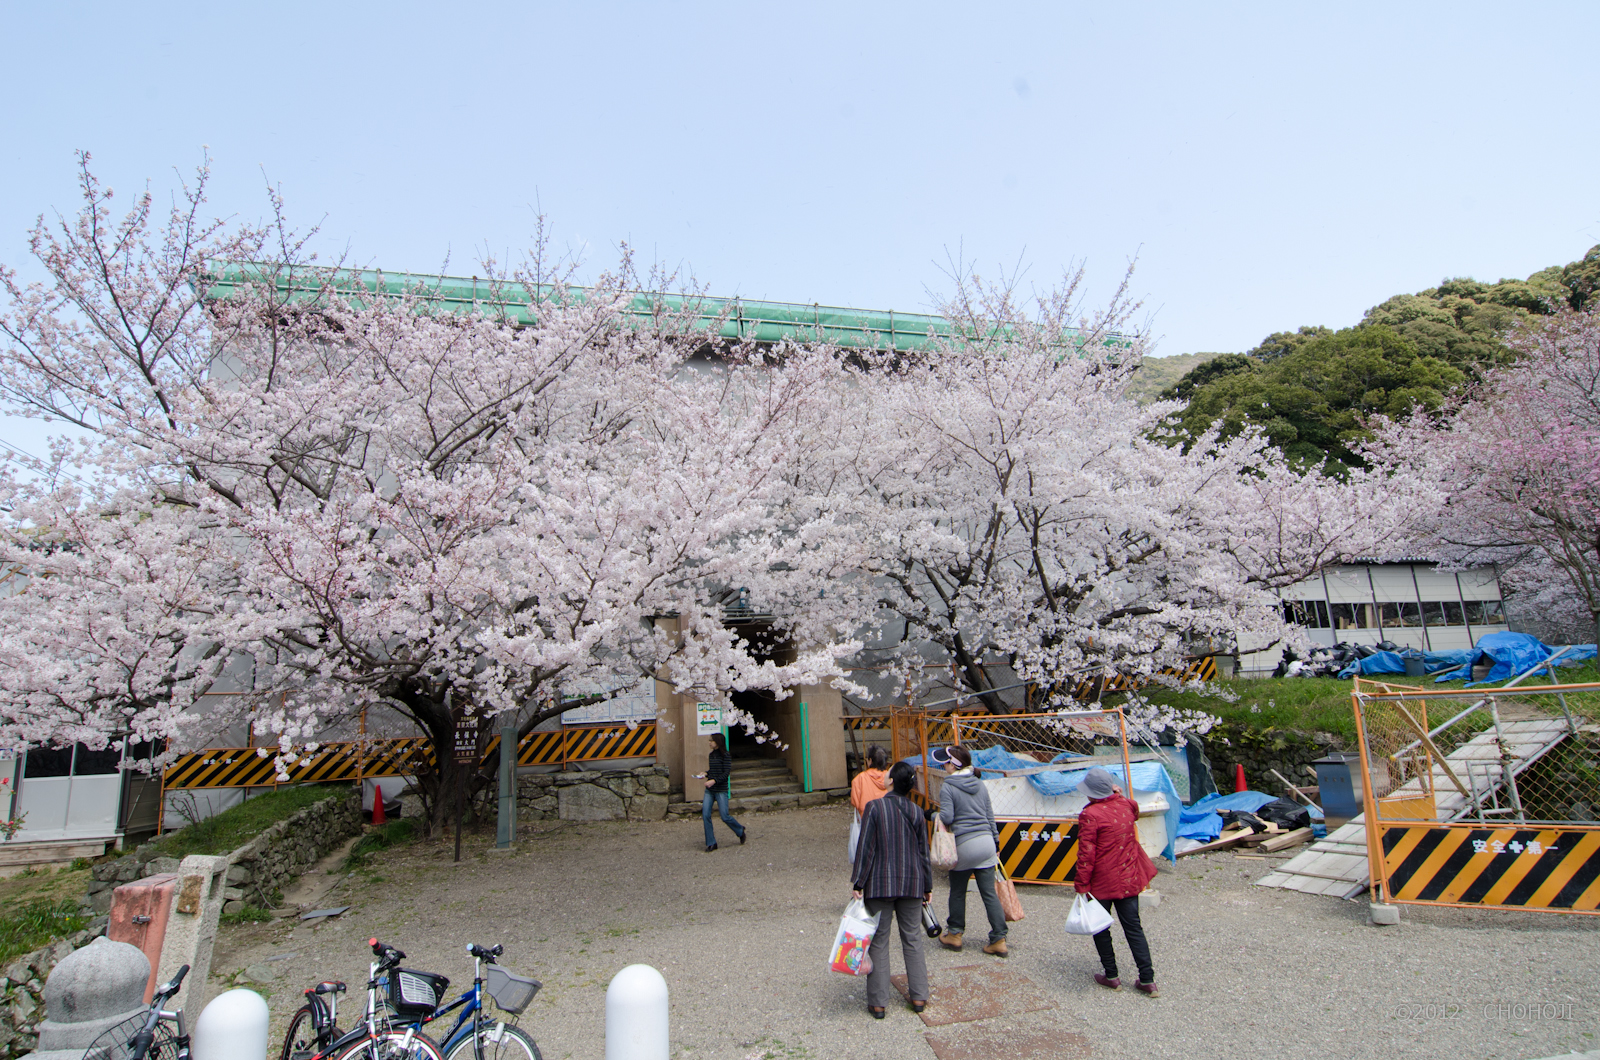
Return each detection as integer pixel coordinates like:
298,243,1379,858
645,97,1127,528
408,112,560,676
666,757,850,816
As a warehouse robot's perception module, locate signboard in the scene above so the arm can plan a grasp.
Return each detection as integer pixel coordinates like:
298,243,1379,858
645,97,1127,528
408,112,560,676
453,716,482,764
696,702,723,736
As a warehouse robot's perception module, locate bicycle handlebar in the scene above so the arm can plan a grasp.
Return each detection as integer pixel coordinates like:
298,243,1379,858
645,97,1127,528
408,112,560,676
466,943,503,962
153,964,190,1002
368,938,405,965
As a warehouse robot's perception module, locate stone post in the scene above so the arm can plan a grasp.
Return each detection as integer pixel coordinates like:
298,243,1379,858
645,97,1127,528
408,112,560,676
31,937,150,1059
156,854,229,1015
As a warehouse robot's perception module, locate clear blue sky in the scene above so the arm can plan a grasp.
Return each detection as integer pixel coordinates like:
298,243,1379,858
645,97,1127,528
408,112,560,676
3,1,1597,373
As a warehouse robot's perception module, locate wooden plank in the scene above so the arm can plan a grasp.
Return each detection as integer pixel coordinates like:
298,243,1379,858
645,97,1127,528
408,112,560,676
1259,827,1313,852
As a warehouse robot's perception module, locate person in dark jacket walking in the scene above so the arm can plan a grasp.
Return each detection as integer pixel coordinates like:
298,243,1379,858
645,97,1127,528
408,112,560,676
851,761,932,1018
936,745,1008,956
1074,766,1158,995
700,732,746,852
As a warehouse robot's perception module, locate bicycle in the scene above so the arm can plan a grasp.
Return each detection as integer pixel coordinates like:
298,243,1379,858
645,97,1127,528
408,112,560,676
400,943,541,1060
84,964,191,1060
280,938,445,1060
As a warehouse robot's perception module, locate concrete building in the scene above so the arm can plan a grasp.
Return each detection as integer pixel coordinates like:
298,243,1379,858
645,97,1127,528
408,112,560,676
1240,561,1508,674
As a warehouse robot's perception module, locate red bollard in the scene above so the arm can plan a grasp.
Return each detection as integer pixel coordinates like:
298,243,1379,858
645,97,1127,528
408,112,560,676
1233,764,1247,793
370,784,386,827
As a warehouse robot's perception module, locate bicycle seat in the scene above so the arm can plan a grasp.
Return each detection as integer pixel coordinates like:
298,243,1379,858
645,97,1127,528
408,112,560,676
311,981,348,995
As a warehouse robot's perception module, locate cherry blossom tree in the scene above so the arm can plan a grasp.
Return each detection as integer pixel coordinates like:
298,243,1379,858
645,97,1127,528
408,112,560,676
824,268,1438,708
0,156,862,831
1371,307,1600,644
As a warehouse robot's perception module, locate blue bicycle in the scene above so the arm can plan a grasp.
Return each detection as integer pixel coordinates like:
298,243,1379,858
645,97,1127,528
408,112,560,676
394,943,542,1060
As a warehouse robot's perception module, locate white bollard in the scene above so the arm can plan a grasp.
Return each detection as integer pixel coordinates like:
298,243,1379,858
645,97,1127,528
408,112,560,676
605,964,669,1060
191,987,270,1060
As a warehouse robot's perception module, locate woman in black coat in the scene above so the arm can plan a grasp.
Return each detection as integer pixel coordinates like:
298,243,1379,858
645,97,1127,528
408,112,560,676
850,761,931,1018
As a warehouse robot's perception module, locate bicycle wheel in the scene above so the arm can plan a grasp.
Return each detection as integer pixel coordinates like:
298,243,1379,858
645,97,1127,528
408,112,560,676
330,1028,447,1060
282,1003,345,1060
442,1023,541,1060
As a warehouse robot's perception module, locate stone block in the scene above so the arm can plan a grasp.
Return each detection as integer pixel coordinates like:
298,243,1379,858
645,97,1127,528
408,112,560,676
604,776,638,798
1369,903,1401,926
144,857,180,878
225,864,251,884
531,795,557,812
553,770,601,786
34,937,148,1052
628,794,669,821
641,775,670,795
558,783,625,821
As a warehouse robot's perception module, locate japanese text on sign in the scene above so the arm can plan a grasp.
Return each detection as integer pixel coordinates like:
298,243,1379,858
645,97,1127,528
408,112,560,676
453,717,481,763
696,702,722,736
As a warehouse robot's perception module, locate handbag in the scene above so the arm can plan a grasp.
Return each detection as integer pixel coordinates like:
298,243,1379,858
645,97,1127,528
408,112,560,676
930,819,958,870
995,864,1026,922
1064,892,1114,935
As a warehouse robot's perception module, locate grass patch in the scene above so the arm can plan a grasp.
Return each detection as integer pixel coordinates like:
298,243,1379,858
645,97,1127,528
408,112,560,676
0,898,87,964
0,865,91,910
344,818,417,871
153,783,351,860
1132,658,1600,742
219,903,276,925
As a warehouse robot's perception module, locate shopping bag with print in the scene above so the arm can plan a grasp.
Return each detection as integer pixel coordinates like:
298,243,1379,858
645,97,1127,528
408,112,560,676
829,897,881,976
930,819,958,870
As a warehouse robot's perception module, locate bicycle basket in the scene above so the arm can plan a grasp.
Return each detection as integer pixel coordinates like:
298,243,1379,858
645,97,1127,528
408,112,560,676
484,964,541,1015
84,1011,179,1060
384,968,450,1018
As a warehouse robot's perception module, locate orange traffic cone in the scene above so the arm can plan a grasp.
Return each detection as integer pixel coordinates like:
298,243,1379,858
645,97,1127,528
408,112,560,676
1233,764,1247,793
370,785,386,827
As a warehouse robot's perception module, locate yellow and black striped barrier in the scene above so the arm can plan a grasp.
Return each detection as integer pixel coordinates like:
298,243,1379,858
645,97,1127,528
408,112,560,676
164,723,657,789
997,819,1080,885
1379,824,1600,912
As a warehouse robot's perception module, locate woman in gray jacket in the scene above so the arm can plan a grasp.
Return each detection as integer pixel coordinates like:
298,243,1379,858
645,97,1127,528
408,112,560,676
937,744,1009,956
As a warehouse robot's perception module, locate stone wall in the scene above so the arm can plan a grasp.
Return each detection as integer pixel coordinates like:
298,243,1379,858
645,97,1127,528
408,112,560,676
86,789,363,916
0,928,96,1059
1201,723,1346,797
518,765,672,822
222,792,362,912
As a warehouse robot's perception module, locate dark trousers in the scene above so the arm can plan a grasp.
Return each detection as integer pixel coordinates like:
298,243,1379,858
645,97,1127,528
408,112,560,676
946,866,1007,944
1092,896,1154,984
864,896,928,1008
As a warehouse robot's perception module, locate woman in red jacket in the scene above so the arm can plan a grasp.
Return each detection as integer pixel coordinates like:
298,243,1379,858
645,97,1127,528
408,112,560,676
1073,767,1158,996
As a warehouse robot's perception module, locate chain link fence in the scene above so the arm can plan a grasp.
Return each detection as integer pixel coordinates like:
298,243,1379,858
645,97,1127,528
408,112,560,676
1353,678,1600,913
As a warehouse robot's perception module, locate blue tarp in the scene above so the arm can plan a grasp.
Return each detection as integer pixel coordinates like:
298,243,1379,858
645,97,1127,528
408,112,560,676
1428,634,1599,685
1177,790,1325,844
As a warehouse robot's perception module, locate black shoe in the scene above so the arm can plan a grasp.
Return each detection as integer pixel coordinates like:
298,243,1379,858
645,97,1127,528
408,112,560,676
706,843,718,852
739,830,748,845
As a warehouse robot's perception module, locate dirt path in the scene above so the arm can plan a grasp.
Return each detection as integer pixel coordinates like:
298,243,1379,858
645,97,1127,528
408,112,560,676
210,805,1600,1060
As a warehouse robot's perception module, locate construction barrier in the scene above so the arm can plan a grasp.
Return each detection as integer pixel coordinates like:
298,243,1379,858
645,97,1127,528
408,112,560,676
163,722,656,790
997,819,1081,884
1353,678,1600,915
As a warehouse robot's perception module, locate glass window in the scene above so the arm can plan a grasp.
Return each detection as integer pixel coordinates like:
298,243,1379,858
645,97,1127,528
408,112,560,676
1420,601,1448,627
1478,600,1505,625
1331,603,1375,629
1282,600,1331,628
72,744,122,775
1380,602,1421,627
24,746,73,778
1440,601,1464,626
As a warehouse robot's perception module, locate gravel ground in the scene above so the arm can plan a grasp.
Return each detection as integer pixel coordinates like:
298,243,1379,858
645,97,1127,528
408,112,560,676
210,803,1600,1060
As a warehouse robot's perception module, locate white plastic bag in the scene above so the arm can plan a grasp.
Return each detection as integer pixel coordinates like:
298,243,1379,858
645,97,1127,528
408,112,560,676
847,809,861,866
1064,893,1115,936
829,897,881,976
